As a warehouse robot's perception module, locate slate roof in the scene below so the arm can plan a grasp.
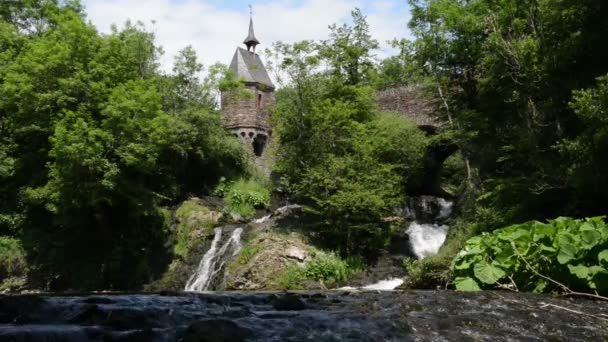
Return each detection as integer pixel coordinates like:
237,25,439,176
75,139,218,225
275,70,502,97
229,47,274,89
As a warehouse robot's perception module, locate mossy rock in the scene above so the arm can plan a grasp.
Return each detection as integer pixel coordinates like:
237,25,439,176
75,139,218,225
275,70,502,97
174,198,224,260
146,198,225,291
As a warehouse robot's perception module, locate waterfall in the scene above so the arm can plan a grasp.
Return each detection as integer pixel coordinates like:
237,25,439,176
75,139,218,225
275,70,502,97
185,227,243,292
406,197,453,259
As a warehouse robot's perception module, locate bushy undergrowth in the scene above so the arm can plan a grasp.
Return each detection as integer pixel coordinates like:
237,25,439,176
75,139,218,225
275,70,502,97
276,252,365,289
0,237,28,292
215,177,271,218
452,217,608,295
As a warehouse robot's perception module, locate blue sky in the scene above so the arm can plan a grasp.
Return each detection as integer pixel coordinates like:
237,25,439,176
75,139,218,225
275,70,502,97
81,0,412,73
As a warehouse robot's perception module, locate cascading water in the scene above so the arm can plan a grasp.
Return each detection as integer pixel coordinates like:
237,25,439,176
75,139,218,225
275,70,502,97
185,227,243,292
405,196,453,259
339,197,454,291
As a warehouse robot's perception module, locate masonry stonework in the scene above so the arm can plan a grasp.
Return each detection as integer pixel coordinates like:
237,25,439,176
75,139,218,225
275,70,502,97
220,17,275,159
221,85,274,132
376,85,446,130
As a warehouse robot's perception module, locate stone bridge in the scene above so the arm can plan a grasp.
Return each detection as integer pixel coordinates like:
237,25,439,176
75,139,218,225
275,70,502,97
376,85,448,132
376,86,457,197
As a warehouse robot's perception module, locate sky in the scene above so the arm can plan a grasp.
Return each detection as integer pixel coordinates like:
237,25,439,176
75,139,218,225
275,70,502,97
81,0,412,73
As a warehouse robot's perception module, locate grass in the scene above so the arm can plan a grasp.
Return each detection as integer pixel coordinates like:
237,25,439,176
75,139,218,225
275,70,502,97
223,177,271,219
226,244,261,274
273,251,366,290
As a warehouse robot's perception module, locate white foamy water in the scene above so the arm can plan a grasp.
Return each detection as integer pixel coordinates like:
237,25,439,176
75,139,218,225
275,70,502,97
407,222,449,259
362,278,404,290
406,197,453,259
185,227,243,292
338,278,404,291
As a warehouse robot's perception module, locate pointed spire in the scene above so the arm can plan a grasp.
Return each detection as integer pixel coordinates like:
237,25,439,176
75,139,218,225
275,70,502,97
243,11,260,52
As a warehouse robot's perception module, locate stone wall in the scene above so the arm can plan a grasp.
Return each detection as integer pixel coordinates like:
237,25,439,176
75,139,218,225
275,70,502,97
376,85,446,129
221,85,274,131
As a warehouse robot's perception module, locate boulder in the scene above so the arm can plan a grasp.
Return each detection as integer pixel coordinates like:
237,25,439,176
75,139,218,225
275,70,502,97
285,246,307,262
273,204,304,218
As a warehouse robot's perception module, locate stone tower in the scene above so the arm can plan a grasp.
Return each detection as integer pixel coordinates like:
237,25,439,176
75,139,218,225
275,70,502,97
221,16,275,157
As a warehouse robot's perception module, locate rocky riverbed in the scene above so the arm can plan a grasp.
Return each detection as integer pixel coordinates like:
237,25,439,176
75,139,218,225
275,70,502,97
1,290,606,341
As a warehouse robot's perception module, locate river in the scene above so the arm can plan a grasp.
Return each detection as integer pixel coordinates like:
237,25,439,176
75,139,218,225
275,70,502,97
1,290,606,341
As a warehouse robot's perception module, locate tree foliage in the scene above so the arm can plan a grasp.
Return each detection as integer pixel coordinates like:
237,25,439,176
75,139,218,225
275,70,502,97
270,10,428,255
407,0,608,227
0,1,245,290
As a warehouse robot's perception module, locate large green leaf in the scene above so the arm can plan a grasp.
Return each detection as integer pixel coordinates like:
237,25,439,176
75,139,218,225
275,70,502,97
454,256,478,270
599,250,608,267
567,264,589,279
454,277,481,291
473,262,506,284
580,229,600,247
557,243,577,264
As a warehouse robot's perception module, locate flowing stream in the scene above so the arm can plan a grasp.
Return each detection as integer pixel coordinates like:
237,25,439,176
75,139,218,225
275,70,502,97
341,197,454,291
2,291,606,341
185,227,243,292
405,196,453,259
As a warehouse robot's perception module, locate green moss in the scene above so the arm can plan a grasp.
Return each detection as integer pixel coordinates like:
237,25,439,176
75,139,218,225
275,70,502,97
227,244,260,274
174,200,218,259
158,207,173,234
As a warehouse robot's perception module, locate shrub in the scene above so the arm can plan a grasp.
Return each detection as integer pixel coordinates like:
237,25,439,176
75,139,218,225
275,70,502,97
0,237,28,292
275,252,365,289
452,217,608,295
221,177,271,219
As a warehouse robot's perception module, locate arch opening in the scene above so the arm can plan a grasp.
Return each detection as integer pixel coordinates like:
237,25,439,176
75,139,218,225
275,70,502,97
252,134,267,157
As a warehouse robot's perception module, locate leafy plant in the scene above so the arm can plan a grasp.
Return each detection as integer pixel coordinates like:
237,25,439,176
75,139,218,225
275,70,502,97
222,177,271,219
452,217,608,295
0,237,28,292
274,252,365,289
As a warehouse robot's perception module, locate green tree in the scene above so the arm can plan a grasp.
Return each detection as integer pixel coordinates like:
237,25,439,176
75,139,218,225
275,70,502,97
271,10,428,254
0,2,246,290
317,8,379,86
407,0,608,226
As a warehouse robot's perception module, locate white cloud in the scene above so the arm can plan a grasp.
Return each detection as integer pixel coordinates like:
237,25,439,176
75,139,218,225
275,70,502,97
83,0,410,74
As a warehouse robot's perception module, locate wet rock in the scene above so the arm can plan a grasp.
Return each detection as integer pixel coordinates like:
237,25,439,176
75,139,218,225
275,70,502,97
183,319,252,342
271,293,307,311
0,294,45,323
82,296,114,304
1,292,608,341
104,329,160,342
70,304,159,330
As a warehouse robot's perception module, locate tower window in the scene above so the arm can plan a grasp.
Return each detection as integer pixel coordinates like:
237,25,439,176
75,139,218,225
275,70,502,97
257,94,262,108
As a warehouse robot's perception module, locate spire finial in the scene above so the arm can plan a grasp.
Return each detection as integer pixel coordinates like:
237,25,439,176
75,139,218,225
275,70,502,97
243,6,260,52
